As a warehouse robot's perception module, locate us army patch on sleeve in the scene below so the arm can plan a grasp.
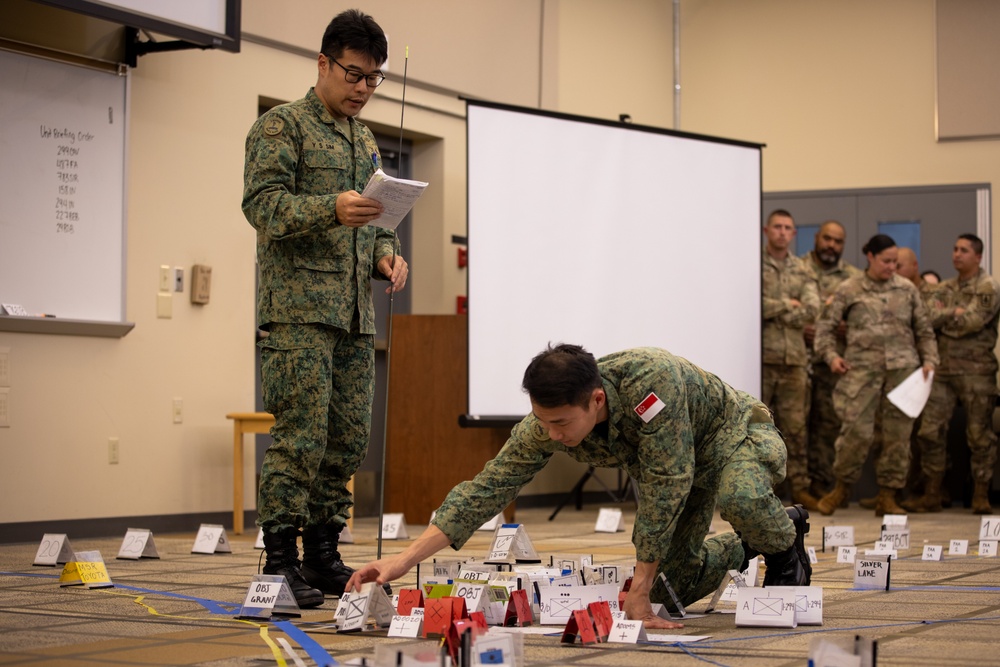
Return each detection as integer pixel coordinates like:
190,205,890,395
634,392,666,423
263,116,284,136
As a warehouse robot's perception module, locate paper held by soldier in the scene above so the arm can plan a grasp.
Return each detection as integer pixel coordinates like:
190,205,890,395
360,168,428,230
886,368,934,419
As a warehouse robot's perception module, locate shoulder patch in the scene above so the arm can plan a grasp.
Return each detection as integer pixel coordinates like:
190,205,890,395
531,421,550,442
263,116,285,137
634,392,666,423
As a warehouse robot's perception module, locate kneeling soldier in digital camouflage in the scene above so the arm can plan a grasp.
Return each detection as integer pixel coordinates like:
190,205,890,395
348,344,811,629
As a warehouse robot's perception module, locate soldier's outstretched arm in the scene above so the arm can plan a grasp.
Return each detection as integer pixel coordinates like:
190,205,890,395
346,524,452,592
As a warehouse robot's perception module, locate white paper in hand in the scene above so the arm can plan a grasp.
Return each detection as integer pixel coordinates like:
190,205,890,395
361,168,428,230
887,368,934,418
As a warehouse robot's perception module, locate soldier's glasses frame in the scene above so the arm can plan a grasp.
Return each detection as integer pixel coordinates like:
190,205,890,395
325,55,385,88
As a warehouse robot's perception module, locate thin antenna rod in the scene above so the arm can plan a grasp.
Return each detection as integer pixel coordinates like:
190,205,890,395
376,45,408,560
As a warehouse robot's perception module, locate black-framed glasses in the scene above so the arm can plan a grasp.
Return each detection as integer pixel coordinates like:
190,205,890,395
326,55,385,88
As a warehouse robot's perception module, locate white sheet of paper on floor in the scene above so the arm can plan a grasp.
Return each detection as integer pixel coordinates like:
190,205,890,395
735,587,796,628
478,513,504,531
237,574,301,620
387,614,423,637
116,528,160,560
538,583,620,624
807,546,818,564
837,545,857,563
59,550,113,589
823,525,855,551
33,533,74,566
340,523,354,544
191,524,232,554
880,526,910,550
381,513,408,540
979,516,1000,541
485,524,540,564
854,554,891,590
607,618,648,643
255,527,265,549
766,586,823,625
978,540,999,557
594,507,625,533
922,544,943,561
949,539,969,555
882,514,907,527
335,582,395,632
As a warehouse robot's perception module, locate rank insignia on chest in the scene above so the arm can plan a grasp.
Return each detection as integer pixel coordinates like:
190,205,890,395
634,392,666,423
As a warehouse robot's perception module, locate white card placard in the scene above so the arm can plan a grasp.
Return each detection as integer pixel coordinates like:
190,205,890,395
334,582,395,632
880,526,910,550
921,545,943,561
607,618,648,643
387,614,423,637
735,588,796,628
979,540,999,557
478,513,504,532
452,581,489,612
236,574,301,620
854,555,891,591
882,514,908,527
823,525,855,551
33,533,74,566
767,586,823,625
979,516,1000,541
59,550,113,589
807,546,818,564
485,524,540,564
191,524,231,554
116,528,159,560
255,527,265,549
837,546,857,563
949,539,969,555
720,558,759,602
538,583,620,624
473,632,516,665
381,513,409,540
595,507,625,533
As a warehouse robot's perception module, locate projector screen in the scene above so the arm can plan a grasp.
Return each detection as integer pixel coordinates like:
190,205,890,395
466,100,763,420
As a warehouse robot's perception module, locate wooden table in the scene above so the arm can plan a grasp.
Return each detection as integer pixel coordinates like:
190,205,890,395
226,412,355,535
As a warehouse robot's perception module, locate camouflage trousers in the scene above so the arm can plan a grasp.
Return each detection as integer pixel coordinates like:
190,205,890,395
832,367,915,488
915,374,998,483
807,363,841,490
651,420,795,606
761,363,810,492
256,323,375,533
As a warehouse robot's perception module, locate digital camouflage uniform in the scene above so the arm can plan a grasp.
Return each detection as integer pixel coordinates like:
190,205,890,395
815,274,938,488
916,269,1000,483
242,88,397,533
762,250,819,493
432,348,797,606
802,251,862,491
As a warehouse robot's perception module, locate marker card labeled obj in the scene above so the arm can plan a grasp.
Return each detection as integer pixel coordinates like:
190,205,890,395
594,507,625,533
33,533,74,567
236,574,301,620
191,524,232,554
116,528,160,560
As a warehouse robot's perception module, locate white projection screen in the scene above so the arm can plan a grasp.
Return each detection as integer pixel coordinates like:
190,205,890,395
466,100,762,420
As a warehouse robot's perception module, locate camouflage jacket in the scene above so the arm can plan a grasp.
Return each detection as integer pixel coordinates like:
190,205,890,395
762,250,819,366
242,88,396,333
801,252,862,361
432,348,763,563
815,273,938,371
927,269,1000,376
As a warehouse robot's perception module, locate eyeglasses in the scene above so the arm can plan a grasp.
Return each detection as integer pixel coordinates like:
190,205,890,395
326,55,385,88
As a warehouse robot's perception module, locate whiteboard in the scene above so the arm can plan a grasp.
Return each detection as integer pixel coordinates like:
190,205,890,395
0,49,128,322
467,101,762,419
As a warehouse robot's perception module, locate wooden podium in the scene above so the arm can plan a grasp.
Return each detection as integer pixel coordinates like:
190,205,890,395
384,315,512,524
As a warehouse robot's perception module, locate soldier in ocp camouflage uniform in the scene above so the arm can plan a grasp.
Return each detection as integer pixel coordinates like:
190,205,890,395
242,9,407,608
802,221,862,498
347,345,812,631
814,235,938,517
909,235,1000,514
762,210,820,509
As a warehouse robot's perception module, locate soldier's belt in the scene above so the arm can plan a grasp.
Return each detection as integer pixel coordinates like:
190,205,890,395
749,405,773,425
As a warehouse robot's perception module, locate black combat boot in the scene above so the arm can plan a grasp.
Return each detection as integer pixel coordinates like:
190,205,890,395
762,504,812,587
301,525,355,597
262,527,325,608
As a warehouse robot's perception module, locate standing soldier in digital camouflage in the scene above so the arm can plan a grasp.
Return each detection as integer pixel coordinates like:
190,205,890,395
815,235,938,517
908,234,999,514
242,9,408,607
762,210,821,510
802,221,862,500
347,345,812,630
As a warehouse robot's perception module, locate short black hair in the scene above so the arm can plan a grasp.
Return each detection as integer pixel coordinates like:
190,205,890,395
320,9,388,65
862,233,896,256
958,233,984,256
522,344,602,409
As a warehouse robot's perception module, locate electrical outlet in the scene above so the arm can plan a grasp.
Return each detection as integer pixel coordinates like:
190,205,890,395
0,388,9,427
108,437,119,464
158,265,172,292
0,347,9,387
173,266,184,292
173,398,183,424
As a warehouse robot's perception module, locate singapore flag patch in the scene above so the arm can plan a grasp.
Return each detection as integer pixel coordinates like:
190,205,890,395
634,392,666,423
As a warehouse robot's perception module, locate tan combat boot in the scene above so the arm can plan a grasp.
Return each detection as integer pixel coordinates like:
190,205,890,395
874,487,906,517
817,480,851,516
858,495,878,510
901,476,943,513
972,481,993,514
791,489,821,512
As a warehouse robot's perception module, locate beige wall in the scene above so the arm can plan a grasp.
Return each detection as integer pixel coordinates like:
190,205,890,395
2,0,999,526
